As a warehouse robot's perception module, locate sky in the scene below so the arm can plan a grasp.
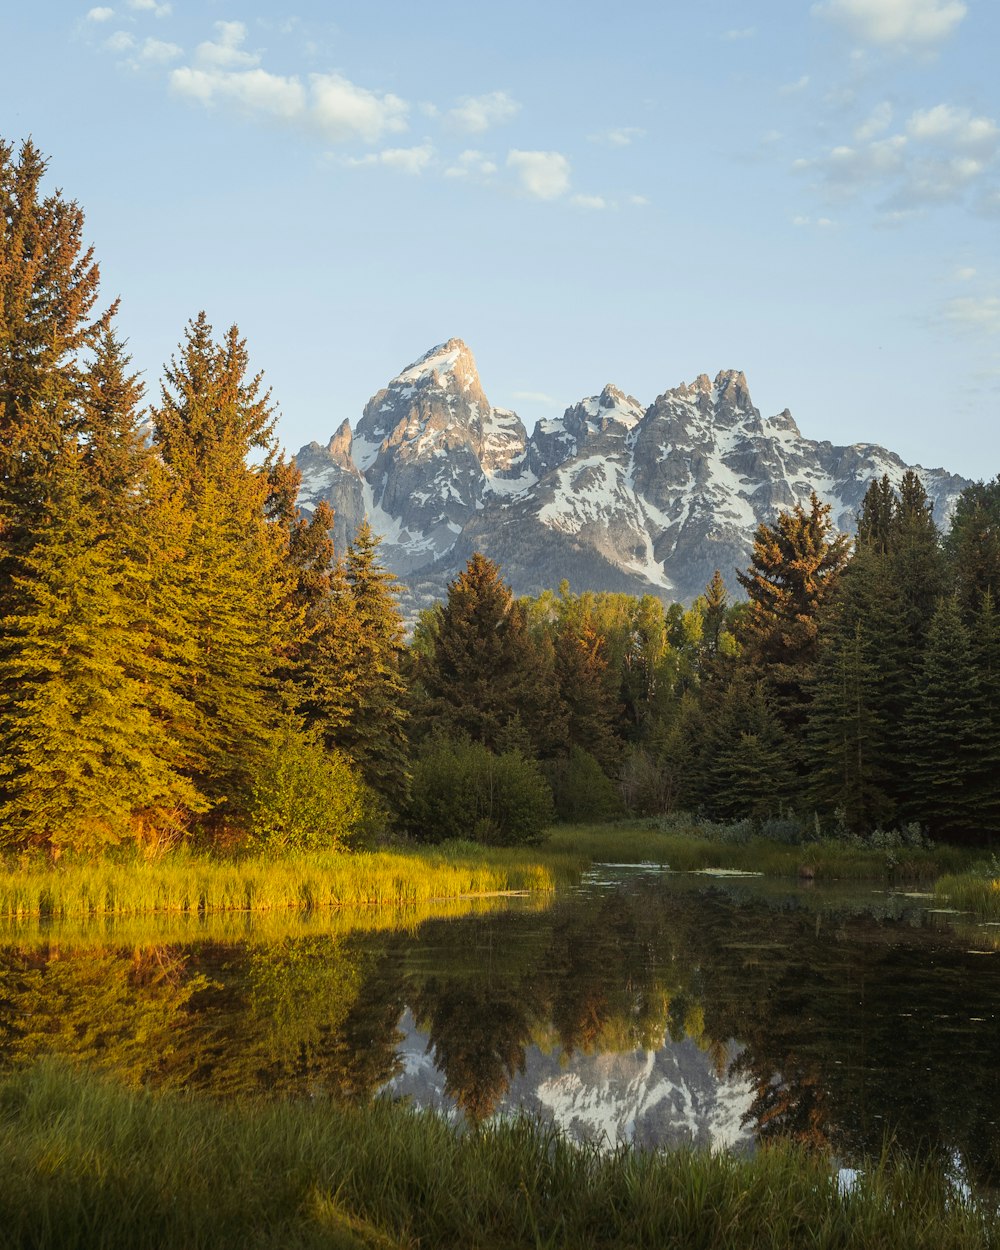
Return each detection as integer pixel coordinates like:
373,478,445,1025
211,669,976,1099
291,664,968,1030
2,0,998,480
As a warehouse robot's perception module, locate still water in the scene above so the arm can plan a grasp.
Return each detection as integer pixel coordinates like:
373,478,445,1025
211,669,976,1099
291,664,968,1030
3,868,998,1189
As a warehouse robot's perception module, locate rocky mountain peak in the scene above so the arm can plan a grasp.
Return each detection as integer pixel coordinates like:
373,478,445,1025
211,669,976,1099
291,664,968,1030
394,337,480,392
324,418,355,469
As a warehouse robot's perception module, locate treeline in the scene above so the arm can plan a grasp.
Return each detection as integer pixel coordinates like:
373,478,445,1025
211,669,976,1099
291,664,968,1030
3,137,998,856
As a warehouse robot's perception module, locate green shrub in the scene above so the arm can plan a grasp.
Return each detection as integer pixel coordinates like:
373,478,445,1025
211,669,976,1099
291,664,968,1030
407,736,554,846
545,747,623,822
246,731,369,852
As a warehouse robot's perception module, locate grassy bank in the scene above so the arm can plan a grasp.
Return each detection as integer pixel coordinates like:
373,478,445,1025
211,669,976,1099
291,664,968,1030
935,870,1000,922
544,822,978,883
0,1063,993,1250
0,845,557,921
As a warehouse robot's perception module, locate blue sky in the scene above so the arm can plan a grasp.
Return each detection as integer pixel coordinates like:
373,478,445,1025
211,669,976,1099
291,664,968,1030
3,0,998,479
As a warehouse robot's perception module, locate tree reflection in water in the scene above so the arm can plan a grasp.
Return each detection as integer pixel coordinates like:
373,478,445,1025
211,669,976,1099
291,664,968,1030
0,875,998,1194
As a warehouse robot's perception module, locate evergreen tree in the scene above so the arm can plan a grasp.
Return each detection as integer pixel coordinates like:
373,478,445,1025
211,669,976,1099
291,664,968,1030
0,139,111,591
735,492,851,732
414,553,538,752
150,314,297,816
339,520,410,807
0,450,204,853
906,596,984,842
946,477,1000,617
806,617,892,833
856,474,896,555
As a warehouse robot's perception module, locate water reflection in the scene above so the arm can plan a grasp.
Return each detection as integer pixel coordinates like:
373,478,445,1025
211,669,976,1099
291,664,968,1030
1,872,998,1191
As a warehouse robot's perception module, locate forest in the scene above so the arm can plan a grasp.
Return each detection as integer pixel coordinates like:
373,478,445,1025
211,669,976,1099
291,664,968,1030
3,134,999,861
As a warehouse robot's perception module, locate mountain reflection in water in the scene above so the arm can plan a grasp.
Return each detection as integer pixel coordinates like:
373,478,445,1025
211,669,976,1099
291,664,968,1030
1,870,998,1193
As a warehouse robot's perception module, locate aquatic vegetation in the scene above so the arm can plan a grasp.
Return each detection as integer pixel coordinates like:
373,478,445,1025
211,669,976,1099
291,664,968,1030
0,846,556,920
0,1063,993,1250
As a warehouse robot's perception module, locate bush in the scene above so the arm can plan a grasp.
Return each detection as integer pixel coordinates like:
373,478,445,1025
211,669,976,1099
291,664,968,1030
545,747,623,823
245,730,370,852
407,736,554,846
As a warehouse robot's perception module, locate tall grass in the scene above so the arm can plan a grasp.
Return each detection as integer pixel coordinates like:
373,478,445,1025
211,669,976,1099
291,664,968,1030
0,846,557,921
935,870,1000,922
0,1063,993,1250
545,822,977,882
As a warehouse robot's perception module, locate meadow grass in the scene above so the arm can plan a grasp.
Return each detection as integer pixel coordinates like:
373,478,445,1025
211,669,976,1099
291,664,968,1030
935,870,1000,922
0,844,557,921
0,1062,993,1250
544,821,978,883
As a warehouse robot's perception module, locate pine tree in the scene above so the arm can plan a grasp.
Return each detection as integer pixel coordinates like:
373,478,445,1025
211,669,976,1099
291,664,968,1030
150,314,297,816
735,492,851,732
414,553,538,752
906,596,983,842
856,474,896,555
0,450,204,853
946,477,1000,617
338,520,410,807
0,139,112,593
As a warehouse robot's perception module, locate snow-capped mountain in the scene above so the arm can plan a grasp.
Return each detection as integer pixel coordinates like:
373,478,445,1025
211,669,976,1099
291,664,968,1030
386,1008,755,1153
295,339,971,608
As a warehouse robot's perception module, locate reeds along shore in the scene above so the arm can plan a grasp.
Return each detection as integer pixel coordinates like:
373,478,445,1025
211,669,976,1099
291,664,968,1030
0,1064,994,1250
0,847,558,921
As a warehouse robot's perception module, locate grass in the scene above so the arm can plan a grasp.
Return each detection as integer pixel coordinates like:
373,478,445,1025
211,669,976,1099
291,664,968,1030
0,844,558,921
935,869,1000,923
0,1062,993,1250
543,821,979,883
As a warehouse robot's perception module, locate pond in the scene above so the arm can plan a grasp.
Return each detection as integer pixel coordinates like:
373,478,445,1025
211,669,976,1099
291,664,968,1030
3,867,998,1192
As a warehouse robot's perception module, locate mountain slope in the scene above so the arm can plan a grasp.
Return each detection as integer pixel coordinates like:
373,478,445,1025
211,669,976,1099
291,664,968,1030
296,339,971,608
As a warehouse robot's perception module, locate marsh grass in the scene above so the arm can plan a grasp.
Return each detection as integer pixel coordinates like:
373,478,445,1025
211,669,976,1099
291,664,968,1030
0,846,557,921
935,871,1000,923
0,1063,994,1250
545,822,978,882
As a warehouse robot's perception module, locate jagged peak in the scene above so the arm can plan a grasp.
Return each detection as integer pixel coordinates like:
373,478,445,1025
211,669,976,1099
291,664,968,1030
393,338,479,390
599,383,644,413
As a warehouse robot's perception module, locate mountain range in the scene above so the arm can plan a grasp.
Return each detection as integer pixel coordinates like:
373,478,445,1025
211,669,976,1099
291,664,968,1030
295,339,970,612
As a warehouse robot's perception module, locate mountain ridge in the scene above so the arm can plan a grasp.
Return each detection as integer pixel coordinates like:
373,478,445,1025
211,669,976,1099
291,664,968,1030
295,339,970,612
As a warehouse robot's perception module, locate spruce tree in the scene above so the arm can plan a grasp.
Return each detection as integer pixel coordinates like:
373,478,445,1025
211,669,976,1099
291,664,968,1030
906,596,983,842
946,477,1000,617
414,553,538,752
735,492,851,733
0,139,111,594
150,314,297,816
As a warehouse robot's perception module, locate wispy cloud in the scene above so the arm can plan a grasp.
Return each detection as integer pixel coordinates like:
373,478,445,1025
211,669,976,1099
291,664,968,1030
127,0,171,16
87,6,114,21
445,91,519,134
506,149,571,200
943,295,1000,336
570,194,606,210
513,390,562,407
588,126,645,147
794,101,1000,214
812,0,966,47
345,144,435,175
444,150,498,180
722,27,756,40
780,75,810,94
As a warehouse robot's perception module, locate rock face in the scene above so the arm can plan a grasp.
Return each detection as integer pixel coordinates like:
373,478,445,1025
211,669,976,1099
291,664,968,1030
296,339,971,611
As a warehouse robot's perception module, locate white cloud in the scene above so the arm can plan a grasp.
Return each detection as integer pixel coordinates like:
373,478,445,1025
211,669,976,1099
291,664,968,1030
446,91,519,134
195,21,259,71
588,126,645,147
793,214,837,226
628,194,650,206
955,266,977,280
345,143,432,175
170,66,306,120
723,27,756,40
780,75,810,94
513,391,562,407
128,0,171,16
506,149,571,200
571,194,606,209
855,101,893,142
87,7,114,21
140,37,181,63
310,73,409,143
908,105,999,153
444,150,498,179
105,30,134,52
812,0,966,46
943,295,1000,335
